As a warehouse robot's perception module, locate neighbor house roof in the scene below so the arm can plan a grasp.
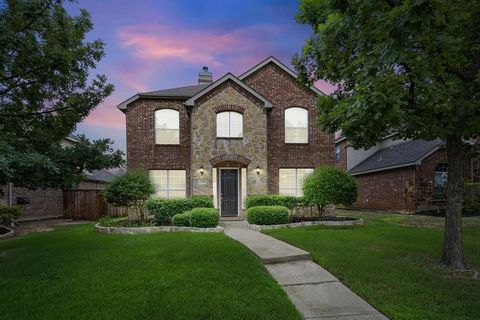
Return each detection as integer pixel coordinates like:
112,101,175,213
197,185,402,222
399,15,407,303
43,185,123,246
117,84,209,111
239,56,325,96
84,167,126,183
185,73,272,108
348,138,444,176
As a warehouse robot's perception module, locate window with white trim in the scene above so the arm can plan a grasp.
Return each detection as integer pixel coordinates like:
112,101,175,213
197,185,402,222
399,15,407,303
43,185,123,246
150,170,186,198
155,109,179,144
279,168,314,196
434,163,448,199
216,111,243,138
335,145,341,163
285,107,308,143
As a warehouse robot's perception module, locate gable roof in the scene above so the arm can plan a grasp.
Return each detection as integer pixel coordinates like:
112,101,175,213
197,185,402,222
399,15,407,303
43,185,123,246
117,84,209,111
239,56,325,96
348,139,444,176
185,73,272,108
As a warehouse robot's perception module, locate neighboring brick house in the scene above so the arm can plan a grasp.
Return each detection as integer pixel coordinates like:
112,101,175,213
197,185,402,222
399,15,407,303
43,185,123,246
335,134,480,213
118,57,334,217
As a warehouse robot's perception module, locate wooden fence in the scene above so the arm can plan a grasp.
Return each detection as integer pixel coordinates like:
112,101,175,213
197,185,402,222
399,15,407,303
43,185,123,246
63,190,127,220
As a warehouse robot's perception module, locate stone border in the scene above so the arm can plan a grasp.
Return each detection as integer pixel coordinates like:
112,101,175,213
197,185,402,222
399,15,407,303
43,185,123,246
245,218,363,231
95,223,224,235
0,226,15,239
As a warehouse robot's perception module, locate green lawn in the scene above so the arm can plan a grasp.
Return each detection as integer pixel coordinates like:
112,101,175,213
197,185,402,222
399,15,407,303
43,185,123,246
265,210,480,320
0,224,301,320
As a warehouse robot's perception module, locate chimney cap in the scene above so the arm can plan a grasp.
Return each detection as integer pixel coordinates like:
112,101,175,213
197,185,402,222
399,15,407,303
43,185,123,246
202,66,208,72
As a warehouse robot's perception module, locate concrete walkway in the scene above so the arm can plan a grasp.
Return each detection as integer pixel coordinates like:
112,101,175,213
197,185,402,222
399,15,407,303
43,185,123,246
222,221,388,320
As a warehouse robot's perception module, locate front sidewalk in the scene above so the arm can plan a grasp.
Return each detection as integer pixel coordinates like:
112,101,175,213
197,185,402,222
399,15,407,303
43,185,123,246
222,221,388,320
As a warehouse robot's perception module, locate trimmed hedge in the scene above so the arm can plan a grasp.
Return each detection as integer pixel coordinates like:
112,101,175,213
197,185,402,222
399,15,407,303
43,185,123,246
0,205,23,226
145,196,214,224
190,208,219,228
172,212,191,226
245,195,304,209
246,206,289,225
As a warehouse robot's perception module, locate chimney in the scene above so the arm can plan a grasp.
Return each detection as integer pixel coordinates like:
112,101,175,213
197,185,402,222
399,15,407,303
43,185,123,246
198,66,212,84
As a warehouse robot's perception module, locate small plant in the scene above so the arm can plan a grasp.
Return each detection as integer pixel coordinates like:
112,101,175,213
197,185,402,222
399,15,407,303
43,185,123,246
0,205,23,226
246,206,289,225
245,195,304,209
303,166,357,216
102,171,154,223
190,208,219,228
172,212,192,227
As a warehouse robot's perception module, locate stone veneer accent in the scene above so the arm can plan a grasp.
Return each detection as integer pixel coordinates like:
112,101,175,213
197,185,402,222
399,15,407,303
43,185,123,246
191,80,268,197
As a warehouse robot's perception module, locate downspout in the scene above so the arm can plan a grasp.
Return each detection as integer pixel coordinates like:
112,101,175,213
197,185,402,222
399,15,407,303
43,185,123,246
7,182,13,207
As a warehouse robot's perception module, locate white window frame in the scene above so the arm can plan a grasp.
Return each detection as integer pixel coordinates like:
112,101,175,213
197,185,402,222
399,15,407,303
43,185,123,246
285,107,308,144
150,170,186,198
216,111,243,138
155,109,180,145
335,145,341,163
279,168,314,197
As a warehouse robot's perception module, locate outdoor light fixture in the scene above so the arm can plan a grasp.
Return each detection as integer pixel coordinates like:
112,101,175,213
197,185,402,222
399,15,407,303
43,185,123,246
199,165,204,175
256,165,261,175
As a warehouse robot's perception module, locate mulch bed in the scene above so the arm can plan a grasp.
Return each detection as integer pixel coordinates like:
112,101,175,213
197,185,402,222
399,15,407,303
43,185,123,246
289,215,357,223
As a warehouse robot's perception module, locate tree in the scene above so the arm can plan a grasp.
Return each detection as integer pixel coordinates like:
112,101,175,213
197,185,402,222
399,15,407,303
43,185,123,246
303,166,357,216
293,0,480,270
103,171,154,222
0,0,121,188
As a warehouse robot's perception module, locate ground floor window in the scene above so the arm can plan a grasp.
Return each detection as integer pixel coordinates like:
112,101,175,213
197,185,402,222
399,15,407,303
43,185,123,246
433,163,448,199
149,170,186,198
279,168,314,196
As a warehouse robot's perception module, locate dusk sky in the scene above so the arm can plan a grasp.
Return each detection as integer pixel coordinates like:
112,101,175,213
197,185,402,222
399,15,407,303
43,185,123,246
67,0,335,153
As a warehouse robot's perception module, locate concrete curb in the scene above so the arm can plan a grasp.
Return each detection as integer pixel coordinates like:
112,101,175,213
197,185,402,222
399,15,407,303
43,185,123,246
94,223,223,234
0,226,15,239
245,218,363,231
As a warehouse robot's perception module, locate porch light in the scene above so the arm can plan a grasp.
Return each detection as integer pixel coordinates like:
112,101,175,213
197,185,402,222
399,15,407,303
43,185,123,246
256,165,261,175
199,165,204,175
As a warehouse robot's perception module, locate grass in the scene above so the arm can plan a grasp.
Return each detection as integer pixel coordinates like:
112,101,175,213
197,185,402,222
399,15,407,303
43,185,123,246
0,223,301,320
265,210,480,320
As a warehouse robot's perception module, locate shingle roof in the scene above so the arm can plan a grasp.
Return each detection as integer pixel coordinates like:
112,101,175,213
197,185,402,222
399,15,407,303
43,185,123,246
140,84,210,98
348,139,444,175
85,169,115,183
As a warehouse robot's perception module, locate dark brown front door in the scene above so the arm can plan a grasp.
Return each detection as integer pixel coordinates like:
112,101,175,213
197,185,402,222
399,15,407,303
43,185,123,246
220,169,238,216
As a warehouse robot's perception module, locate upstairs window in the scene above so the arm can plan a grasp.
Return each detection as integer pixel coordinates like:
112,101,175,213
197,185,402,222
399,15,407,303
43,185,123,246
216,111,243,138
434,163,448,199
335,145,341,163
279,168,314,196
285,107,308,143
155,109,179,144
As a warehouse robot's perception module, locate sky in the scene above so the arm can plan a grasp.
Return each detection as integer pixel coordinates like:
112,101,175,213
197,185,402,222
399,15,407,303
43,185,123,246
67,0,335,153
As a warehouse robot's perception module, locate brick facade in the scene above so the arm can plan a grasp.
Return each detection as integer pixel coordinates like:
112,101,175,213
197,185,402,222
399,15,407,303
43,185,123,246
242,62,335,193
335,140,348,170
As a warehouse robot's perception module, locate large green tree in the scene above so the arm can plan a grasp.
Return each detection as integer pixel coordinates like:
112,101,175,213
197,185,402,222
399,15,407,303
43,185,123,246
293,0,479,270
0,0,123,189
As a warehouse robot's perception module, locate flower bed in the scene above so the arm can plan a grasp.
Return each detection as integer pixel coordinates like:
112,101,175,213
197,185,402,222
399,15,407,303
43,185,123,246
95,223,223,235
245,217,363,231
0,225,15,239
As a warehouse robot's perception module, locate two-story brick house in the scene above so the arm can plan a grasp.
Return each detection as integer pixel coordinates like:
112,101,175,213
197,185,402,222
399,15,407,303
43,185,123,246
118,57,334,217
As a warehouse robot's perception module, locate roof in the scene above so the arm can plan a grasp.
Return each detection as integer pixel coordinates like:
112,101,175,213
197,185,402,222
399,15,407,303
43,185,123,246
239,56,325,96
185,73,272,108
84,167,126,183
348,139,444,176
117,84,209,110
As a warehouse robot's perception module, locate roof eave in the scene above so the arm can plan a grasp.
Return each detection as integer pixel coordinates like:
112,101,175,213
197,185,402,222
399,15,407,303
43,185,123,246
117,94,191,112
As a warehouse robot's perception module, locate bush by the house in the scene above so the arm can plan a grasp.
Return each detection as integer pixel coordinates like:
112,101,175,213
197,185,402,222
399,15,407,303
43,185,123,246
245,195,304,209
464,182,480,216
172,212,192,227
190,208,219,228
246,206,289,225
303,166,357,216
102,171,154,222
146,196,214,225
0,205,23,226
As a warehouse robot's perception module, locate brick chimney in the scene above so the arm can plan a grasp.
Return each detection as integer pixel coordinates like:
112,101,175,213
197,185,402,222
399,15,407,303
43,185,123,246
198,66,212,84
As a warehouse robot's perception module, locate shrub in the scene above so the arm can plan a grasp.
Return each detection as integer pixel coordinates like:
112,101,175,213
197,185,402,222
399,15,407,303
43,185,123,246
246,206,289,225
172,212,192,227
102,171,154,222
303,166,357,216
464,182,480,216
245,195,303,209
0,205,23,226
146,196,215,225
190,208,219,228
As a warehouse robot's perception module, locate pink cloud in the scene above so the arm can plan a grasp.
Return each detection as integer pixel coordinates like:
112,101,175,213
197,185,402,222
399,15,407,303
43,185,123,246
84,96,125,129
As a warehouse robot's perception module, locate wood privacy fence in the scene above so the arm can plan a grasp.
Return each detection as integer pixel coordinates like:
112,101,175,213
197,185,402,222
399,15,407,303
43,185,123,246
63,190,127,220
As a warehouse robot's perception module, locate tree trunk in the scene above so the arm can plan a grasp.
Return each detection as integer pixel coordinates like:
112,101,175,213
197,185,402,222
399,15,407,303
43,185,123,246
441,135,467,270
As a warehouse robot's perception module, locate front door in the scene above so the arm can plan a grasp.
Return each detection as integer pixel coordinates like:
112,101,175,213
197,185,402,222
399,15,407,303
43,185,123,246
220,169,238,216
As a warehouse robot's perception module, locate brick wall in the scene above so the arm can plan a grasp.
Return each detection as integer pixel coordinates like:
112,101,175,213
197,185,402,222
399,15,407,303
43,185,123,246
353,167,416,212
415,148,448,210
242,62,335,193
0,186,63,216
125,98,191,195
335,140,348,170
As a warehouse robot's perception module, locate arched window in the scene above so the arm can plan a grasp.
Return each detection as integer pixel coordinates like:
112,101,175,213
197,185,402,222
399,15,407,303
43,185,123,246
155,109,179,144
285,107,308,143
216,111,243,138
434,163,448,199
